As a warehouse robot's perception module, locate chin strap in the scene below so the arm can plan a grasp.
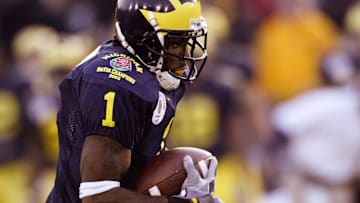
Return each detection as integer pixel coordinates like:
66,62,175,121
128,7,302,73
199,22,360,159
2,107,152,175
155,70,180,91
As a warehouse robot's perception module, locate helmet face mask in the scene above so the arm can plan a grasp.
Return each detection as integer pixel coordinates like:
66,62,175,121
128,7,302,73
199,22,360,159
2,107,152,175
115,0,208,81
144,28,207,80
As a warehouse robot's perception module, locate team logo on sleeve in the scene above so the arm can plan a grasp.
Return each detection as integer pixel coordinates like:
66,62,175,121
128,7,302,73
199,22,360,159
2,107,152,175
152,92,167,125
110,57,132,72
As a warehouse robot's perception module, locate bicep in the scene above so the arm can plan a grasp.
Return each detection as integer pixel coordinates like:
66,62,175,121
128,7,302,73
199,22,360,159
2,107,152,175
80,135,131,181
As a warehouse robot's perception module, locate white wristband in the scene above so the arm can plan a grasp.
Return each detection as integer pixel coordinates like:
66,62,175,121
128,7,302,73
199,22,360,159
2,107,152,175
79,180,121,199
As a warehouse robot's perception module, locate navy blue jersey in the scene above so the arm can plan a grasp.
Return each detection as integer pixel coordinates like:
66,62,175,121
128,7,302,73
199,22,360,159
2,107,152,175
46,40,186,203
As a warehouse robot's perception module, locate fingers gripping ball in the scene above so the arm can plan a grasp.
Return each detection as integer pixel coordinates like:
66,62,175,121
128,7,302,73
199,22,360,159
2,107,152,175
135,147,215,196
180,155,217,198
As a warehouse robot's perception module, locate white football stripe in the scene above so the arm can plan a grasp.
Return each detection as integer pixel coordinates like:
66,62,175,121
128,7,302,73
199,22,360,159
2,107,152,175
148,185,162,196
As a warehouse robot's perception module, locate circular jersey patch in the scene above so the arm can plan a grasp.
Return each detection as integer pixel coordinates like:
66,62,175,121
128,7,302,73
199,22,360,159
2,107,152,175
152,92,167,125
110,57,132,72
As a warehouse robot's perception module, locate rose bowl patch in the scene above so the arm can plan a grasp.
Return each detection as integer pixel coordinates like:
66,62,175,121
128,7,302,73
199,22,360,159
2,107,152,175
110,57,132,71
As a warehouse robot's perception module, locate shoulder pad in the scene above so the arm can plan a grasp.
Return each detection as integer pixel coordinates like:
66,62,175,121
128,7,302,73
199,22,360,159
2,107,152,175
79,43,160,102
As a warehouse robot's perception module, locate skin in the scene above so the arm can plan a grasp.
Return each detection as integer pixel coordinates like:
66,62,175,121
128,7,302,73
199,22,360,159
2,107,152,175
80,38,190,203
164,37,189,76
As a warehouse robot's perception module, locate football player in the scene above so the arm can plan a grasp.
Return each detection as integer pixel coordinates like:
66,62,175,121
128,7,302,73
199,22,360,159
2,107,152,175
46,0,222,203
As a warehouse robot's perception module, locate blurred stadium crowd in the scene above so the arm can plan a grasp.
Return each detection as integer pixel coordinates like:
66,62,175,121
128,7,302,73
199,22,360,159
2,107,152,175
0,0,360,202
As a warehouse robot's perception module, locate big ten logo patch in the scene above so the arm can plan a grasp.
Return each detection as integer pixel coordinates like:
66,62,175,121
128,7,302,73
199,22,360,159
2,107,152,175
152,92,167,125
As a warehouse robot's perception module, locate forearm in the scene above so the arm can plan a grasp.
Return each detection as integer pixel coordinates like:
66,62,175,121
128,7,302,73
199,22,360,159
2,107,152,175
80,136,192,203
82,187,191,203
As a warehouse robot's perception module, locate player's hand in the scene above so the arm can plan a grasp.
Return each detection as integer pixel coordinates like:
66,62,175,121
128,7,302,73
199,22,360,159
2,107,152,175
178,155,218,198
172,155,223,203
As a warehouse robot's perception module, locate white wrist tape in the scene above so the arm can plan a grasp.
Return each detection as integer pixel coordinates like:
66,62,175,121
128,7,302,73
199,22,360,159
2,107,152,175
79,180,120,199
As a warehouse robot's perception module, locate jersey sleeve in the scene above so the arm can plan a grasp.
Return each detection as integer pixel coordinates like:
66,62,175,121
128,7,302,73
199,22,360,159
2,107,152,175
78,79,151,149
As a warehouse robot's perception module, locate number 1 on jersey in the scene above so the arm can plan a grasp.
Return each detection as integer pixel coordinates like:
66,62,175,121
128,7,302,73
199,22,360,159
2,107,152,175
102,91,116,127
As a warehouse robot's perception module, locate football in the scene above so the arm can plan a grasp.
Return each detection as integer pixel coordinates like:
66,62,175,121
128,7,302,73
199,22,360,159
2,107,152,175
134,147,214,196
